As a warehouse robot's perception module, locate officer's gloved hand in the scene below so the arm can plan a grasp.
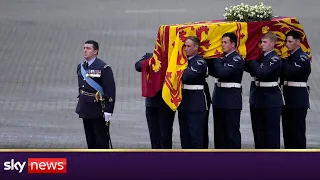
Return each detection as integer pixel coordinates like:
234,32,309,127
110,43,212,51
104,112,112,122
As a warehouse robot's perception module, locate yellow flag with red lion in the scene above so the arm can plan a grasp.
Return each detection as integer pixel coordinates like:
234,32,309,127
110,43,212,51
141,17,312,111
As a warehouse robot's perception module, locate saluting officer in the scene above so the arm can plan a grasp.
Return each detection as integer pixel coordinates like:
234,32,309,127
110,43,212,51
281,30,311,149
208,32,245,149
76,40,116,149
135,53,175,149
248,32,284,149
178,36,208,149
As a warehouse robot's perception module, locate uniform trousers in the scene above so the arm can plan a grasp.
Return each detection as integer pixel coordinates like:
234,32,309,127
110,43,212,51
213,108,241,149
178,110,206,149
282,107,308,149
146,106,175,149
83,118,110,149
250,107,282,149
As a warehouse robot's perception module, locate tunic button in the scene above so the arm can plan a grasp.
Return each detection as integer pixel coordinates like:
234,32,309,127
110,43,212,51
82,85,84,87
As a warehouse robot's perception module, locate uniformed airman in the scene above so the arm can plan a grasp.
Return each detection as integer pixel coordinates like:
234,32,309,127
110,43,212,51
75,40,116,149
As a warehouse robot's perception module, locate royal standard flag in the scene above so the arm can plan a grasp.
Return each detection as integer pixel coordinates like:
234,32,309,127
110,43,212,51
141,17,312,111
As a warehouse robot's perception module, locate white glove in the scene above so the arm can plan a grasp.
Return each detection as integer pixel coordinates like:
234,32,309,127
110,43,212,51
104,112,112,122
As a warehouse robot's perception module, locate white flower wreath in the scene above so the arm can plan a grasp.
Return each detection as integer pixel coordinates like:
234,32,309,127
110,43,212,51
223,1,273,22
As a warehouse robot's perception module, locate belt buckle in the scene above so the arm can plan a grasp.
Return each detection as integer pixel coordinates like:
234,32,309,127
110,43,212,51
95,91,104,101
217,82,221,87
255,81,260,86
80,90,84,94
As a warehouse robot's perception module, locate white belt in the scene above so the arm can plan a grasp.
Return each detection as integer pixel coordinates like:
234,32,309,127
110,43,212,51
255,81,278,87
182,84,204,90
284,81,307,87
216,82,241,88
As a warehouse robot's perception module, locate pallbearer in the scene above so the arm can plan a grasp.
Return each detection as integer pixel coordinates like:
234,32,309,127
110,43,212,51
248,32,284,149
207,32,244,149
178,36,208,149
135,53,175,149
281,30,311,149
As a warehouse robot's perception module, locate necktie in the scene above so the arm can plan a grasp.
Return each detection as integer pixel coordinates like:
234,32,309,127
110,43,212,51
84,61,89,69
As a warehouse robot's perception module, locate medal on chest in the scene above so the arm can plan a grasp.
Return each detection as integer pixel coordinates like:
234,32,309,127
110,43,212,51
86,69,101,78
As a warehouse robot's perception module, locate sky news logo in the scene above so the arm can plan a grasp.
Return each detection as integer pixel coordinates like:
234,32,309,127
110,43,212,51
3,158,67,174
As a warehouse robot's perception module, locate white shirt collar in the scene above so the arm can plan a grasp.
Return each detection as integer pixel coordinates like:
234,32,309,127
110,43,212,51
264,50,274,57
188,55,196,60
291,47,301,55
85,57,97,66
225,50,236,57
